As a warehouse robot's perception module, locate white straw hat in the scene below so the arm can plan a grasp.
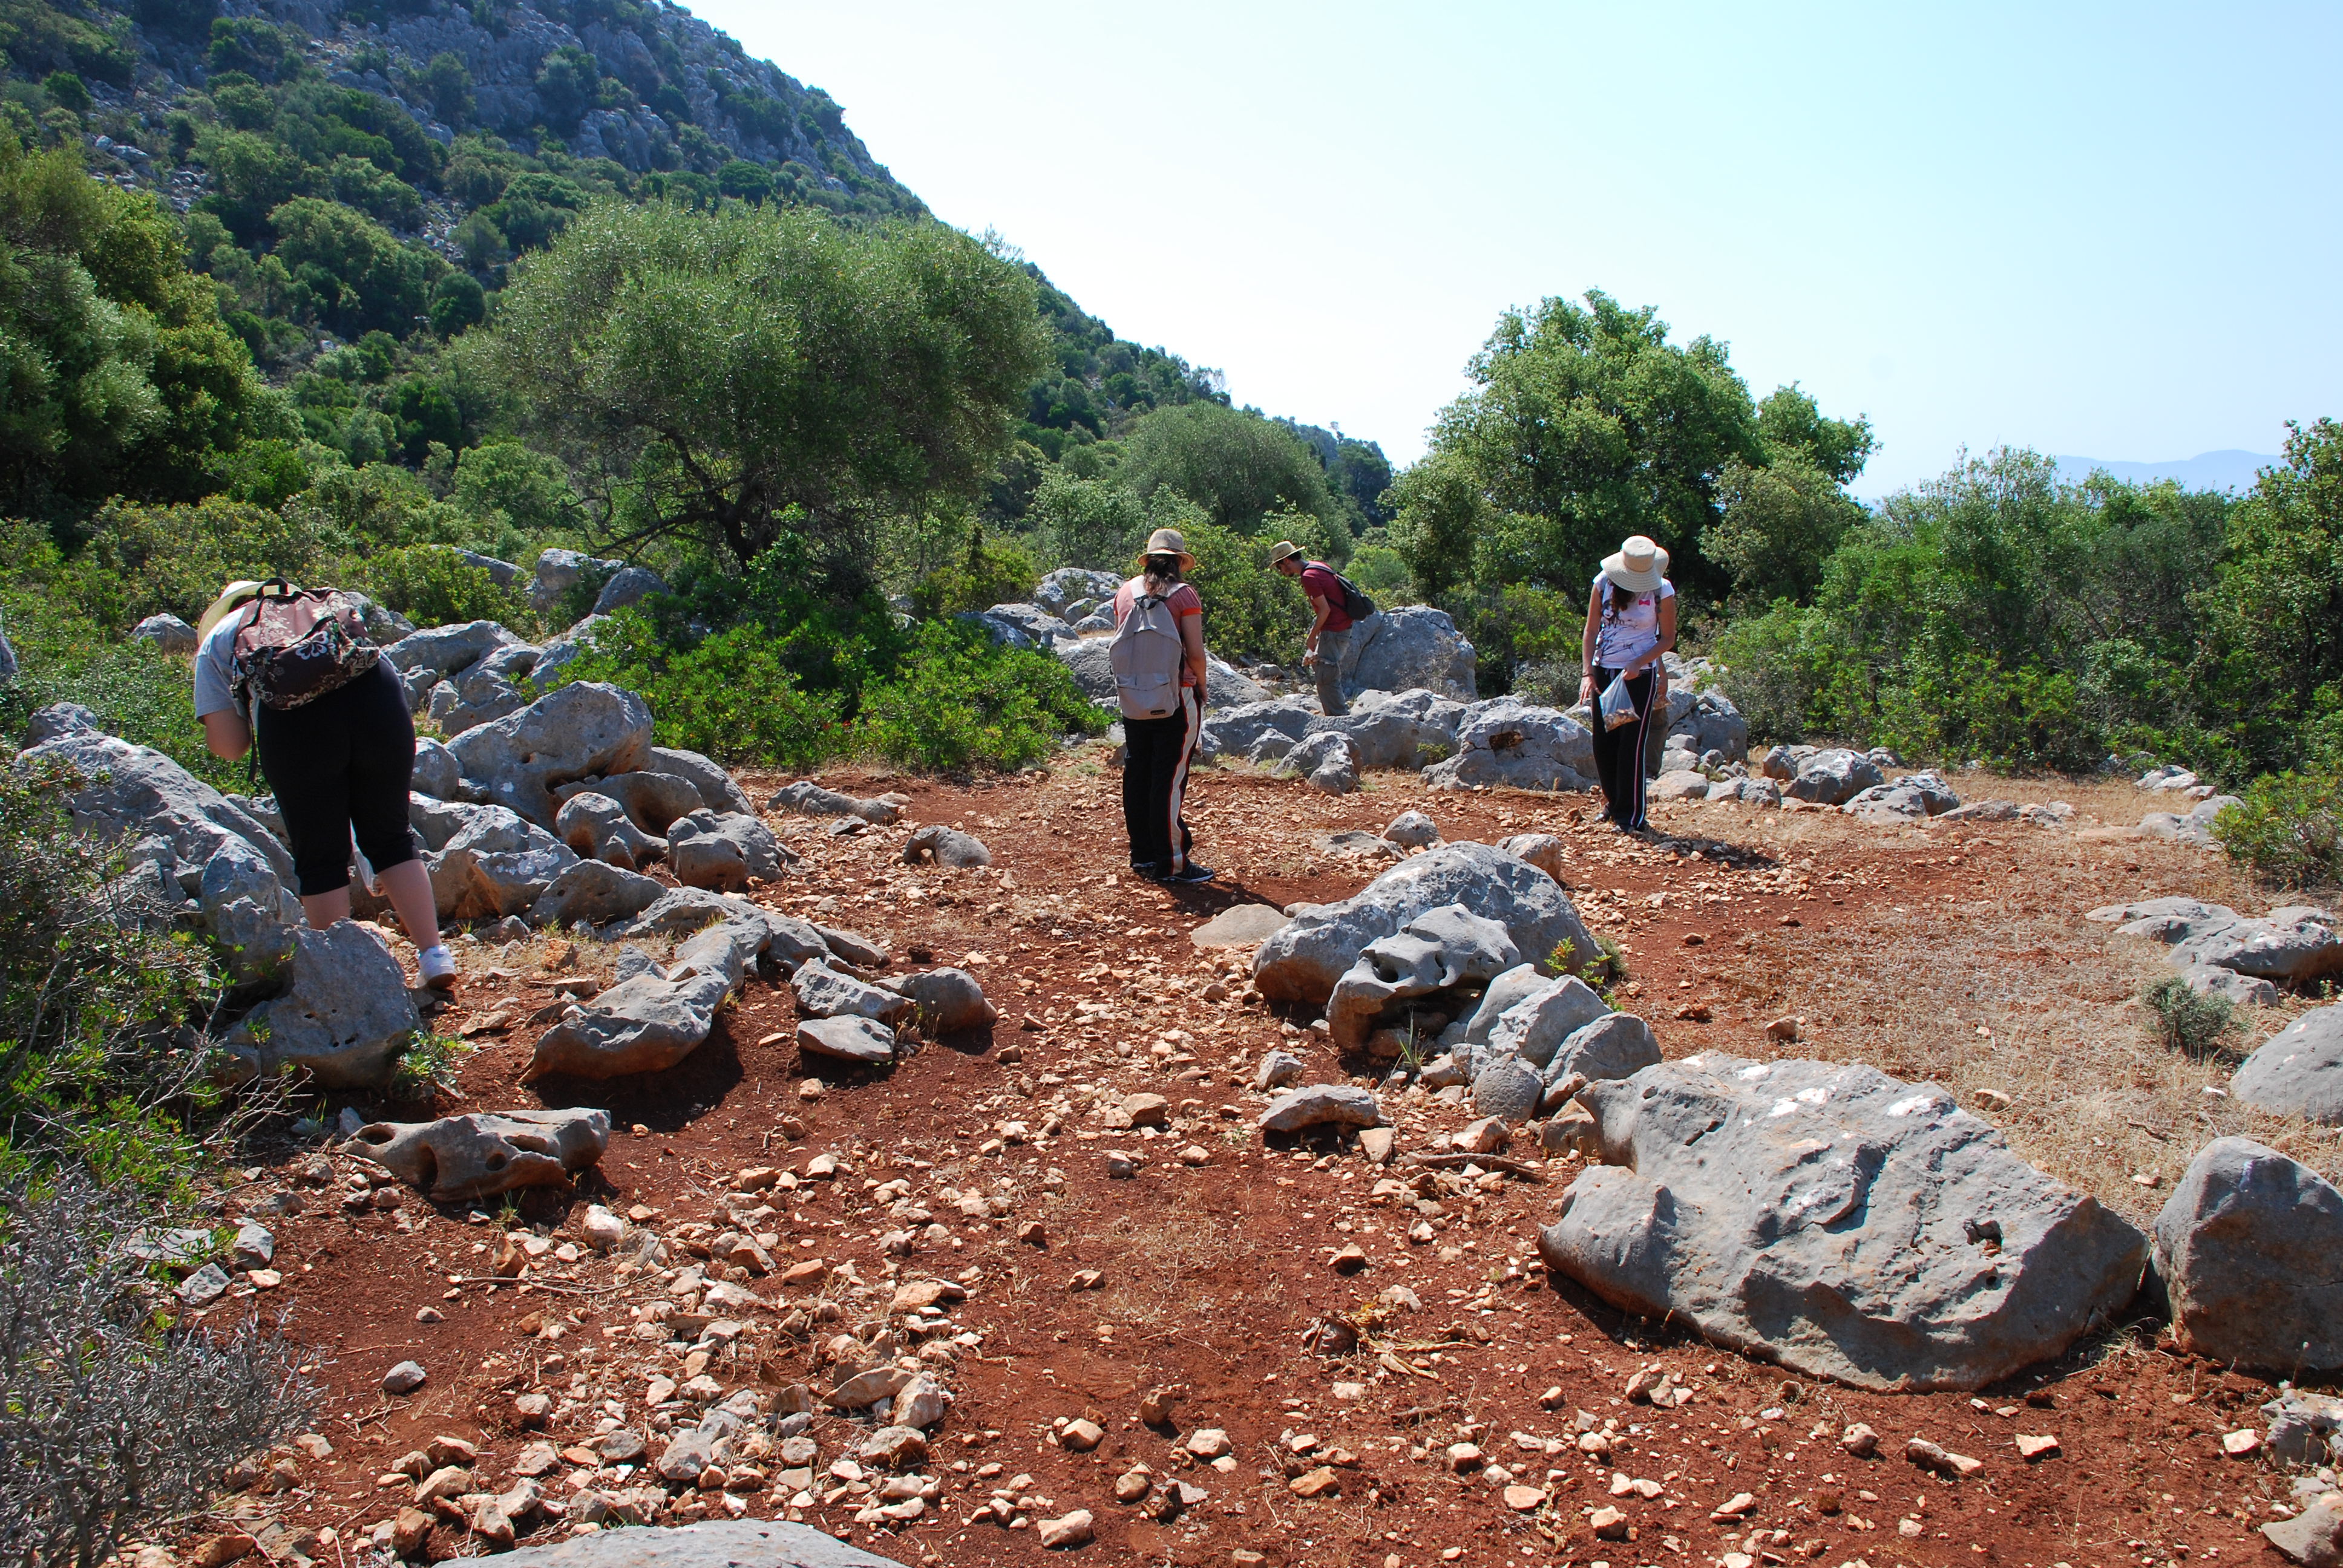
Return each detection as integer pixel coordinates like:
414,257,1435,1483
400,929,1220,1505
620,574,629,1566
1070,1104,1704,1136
1600,536,1669,594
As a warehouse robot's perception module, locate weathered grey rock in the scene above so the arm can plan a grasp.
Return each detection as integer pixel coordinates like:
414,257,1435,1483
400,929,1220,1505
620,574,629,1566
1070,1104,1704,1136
1498,832,1567,882
1759,743,1806,780
2261,1491,2343,1567
2151,1137,2343,1373
793,961,912,1025
354,1109,612,1203
1471,1056,1544,1121
766,781,902,825
500,1521,909,1568
1034,567,1122,618
1256,842,1597,1005
1195,696,1319,764
1650,769,1709,803
530,860,666,927
1317,829,1401,863
131,612,197,653
2232,1007,2343,1126
1308,691,1466,770
646,747,754,816
21,700,94,742
555,791,666,871
412,736,460,800
1383,811,1440,848
430,806,579,920
1255,1049,1305,1091
1544,1011,1661,1087
798,1015,897,1066
1190,904,1289,948
622,887,766,938
526,971,733,1081
1283,730,1360,795
1334,606,1476,702
1842,772,1961,824
223,922,422,1089
530,614,611,685
2140,794,2240,848
563,769,704,836
449,682,655,828
1444,964,1553,1053
957,606,1060,652
881,969,995,1034
2172,914,2343,984
1486,976,1611,1070
1259,1084,1381,1134
383,620,525,682
427,664,528,737
1664,688,1749,762
1325,904,1520,1050
19,728,295,894
593,564,667,614
2263,1389,2343,1469
2178,963,2282,1007
1423,697,1597,794
529,549,623,613
0,610,18,687
900,824,992,869
669,809,784,890
1784,750,1885,805
1540,1052,2149,1391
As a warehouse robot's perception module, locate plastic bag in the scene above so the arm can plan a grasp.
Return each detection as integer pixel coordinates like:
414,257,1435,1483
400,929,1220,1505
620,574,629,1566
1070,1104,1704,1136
1599,671,1640,731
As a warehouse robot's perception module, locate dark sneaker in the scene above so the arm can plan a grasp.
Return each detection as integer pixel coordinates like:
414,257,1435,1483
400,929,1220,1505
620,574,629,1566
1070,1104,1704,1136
1130,861,1169,881
1164,861,1217,884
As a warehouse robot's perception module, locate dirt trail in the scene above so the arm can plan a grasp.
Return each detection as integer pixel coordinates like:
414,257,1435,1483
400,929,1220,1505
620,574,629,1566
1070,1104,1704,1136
199,756,2332,1568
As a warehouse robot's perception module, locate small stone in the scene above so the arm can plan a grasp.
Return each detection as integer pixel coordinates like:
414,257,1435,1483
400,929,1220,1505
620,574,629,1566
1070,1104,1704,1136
232,1221,275,1267
1840,1422,1879,1457
427,1436,478,1467
1288,1466,1340,1497
382,1361,427,1396
413,1465,471,1504
1060,1418,1105,1452
1037,1509,1094,1549
177,1264,230,1307
1357,1127,1397,1165
1502,1483,1547,1511
2014,1433,2060,1460
1711,1491,1756,1520
1017,1220,1047,1246
1764,1016,1799,1042
1138,1388,1176,1426
578,1204,625,1250
1447,1442,1484,1472
1121,1093,1171,1128
1186,1428,1233,1460
1069,1268,1105,1291
1906,1436,1983,1477
388,1509,431,1560
513,1392,552,1427
1590,1504,1628,1540
2221,1428,2262,1457
1115,1469,1153,1502
1178,1143,1210,1166
1328,1243,1368,1275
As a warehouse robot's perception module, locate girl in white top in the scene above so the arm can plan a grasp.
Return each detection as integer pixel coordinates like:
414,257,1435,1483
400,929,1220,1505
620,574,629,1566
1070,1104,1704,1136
1577,535,1677,832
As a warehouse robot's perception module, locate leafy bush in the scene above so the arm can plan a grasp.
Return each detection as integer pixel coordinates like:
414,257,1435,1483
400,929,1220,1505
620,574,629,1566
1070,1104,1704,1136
76,497,338,627
0,1171,319,1568
0,761,231,1190
2141,975,2237,1060
2212,770,2343,890
857,618,1106,773
909,525,1040,617
356,544,535,634
546,611,846,769
1179,510,1345,666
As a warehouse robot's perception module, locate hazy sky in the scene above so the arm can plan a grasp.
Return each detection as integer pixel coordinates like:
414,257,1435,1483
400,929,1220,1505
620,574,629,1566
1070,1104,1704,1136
686,2,2339,494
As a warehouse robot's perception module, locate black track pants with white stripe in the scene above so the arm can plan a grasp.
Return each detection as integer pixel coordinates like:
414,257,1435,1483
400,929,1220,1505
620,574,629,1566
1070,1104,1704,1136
1590,665,1657,830
1121,687,1201,872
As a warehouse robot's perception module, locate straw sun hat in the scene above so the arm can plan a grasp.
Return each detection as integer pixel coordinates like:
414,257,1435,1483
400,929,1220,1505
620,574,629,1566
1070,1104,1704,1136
195,580,269,641
1600,535,1670,594
1138,528,1196,571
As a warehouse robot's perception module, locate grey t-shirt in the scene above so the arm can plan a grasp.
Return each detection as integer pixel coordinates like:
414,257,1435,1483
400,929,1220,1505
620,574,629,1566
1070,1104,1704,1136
193,611,243,719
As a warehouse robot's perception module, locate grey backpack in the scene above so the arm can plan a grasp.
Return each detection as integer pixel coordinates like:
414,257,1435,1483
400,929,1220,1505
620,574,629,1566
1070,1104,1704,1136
1109,592,1185,720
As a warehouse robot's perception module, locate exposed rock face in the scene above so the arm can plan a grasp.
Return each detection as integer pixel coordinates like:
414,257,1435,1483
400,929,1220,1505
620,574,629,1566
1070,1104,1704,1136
449,682,655,828
1539,1052,2148,1391
1284,730,1359,795
485,1519,908,1568
1783,750,1886,805
2092,897,2343,985
1259,1085,1381,1134
2151,1137,2343,1373
530,549,623,613
384,621,527,694
1326,904,1521,1050
1196,696,1319,765
412,737,460,800
1841,772,1962,824
1033,568,1122,619
1330,689,1469,768
1541,1012,1660,1090
427,664,528,736
1423,698,1596,793
531,614,612,685
2231,1006,2343,1126
882,969,995,1034
668,809,784,890
355,1109,612,1203
555,791,666,871
1333,606,1476,701
131,612,197,653
1256,843,1597,1005
1663,688,1749,762
1499,833,1567,882
594,565,668,614
767,781,902,825
430,806,580,920
562,768,704,837
1484,976,1611,1070
530,860,666,927
901,825,991,869
958,606,1064,652
223,922,422,1089
526,970,736,1080
646,747,754,816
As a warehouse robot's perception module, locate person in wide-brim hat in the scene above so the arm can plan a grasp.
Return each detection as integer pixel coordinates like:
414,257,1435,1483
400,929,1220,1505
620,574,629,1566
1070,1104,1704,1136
1136,528,1196,572
1579,534,1677,835
195,579,269,641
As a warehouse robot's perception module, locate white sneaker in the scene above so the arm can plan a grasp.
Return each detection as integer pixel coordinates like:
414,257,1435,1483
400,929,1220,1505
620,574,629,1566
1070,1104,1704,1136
418,945,459,991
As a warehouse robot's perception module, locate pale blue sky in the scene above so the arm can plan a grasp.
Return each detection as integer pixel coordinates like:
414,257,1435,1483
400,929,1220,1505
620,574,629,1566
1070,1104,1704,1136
687,1,2339,493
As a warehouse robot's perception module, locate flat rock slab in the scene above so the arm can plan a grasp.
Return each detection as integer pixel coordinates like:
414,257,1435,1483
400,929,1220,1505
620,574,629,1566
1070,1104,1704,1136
525,972,732,1082
799,1016,897,1066
2232,1005,2343,1126
2152,1137,2343,1373
353,1109,612,1203
490,1520,906,1568
1540,1051,2147,1392
1191,904,1293,948
1260,1084,1380,1134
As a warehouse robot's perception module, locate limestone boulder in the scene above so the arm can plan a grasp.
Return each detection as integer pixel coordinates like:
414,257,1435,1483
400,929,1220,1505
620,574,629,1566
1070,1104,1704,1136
798,1015,897,1067
793,961,914,1026
1256,842,1598,1005
430,807,579,921
1651,769,1709,803
131,612,197,653
1842,771,1961,825
1334,606,1476,701
530,614,612,686
1542,1011,1661,1091
530,860,666,927
525,970,735,1080
529,549,621,613
1196,696,1320,764
646,747,754,816
668,809,784,890
1484,976,1611,1070
882,969,996,1034
1784,750,1885,805
958,606,1061,652
554,791,666,871
1283,730,1359,795
427,664,527,737
2171,912,2342,984
1423,698,1597,794
1498,833,1567,882
1034,567,1122,618
593,565,667,614
1663,688,1749,762
223,921,422,1089
480,1519,909,1568
1312,690,1467,770
562,769,704,836
1383,810,1440,848
448,682,655,828
1259,1085,1381,1134
412,737,460,800
383,620,526,685
2139,794,2239,848
1471,1056,1544,1122
2232,1005,2343,1126
1540,1052,2149,1391
1325,904,1521,1049
1443,964,1553,1054
901,825,991,869
2151,1137,2343,1373
354,1109,612,1203
766,781,903,825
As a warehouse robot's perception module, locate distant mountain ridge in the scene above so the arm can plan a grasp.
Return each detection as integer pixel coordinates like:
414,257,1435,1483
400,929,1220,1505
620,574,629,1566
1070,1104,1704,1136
2051,449,2279,492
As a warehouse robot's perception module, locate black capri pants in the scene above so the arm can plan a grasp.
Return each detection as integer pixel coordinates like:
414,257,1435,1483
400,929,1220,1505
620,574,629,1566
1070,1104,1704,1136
254,661,422,896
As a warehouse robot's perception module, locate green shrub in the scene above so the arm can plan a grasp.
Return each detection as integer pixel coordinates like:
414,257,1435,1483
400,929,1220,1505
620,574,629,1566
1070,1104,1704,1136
0,762,232,1193
857,618,1106,773
2141,975,2237,1059
356,544,536,634
76,497,341,627
546,612,846,769
2212,769,2343,889
909,526,1040,617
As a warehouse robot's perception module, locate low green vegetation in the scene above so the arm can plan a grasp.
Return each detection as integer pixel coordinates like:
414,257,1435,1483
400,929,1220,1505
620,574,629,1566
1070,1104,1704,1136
2140,975,2238,1060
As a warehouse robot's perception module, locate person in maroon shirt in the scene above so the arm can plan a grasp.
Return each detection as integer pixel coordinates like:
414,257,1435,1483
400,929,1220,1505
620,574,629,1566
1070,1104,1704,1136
1267,539,1356,716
